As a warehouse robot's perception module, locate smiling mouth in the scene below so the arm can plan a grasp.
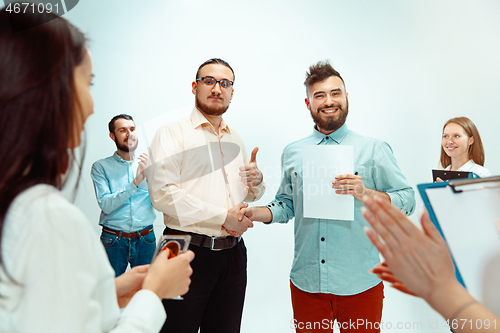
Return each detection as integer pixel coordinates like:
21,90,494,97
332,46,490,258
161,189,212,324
320,108,338,114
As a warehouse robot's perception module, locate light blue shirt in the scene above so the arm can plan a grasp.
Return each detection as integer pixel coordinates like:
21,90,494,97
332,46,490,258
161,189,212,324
91,152,156,232
267,124,415,295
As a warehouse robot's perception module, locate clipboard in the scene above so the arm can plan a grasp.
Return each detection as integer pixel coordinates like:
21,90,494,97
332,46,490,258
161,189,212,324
431,169,471,182
417,176,500,303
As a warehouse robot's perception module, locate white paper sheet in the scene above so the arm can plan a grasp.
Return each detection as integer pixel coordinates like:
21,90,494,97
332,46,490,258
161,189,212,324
302,145,354,220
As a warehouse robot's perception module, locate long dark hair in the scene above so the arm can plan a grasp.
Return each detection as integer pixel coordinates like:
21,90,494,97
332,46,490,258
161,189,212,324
0,6,86,284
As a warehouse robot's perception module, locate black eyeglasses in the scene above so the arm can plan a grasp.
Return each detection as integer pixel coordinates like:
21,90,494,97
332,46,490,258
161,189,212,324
196,76,234,89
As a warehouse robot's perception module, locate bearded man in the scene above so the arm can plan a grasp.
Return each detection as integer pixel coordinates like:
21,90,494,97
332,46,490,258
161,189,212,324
147,58,266,333
240,60,415,333
91,114,156,276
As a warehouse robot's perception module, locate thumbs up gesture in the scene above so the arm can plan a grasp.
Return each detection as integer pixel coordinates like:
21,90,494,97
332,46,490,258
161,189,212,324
239,147,263,187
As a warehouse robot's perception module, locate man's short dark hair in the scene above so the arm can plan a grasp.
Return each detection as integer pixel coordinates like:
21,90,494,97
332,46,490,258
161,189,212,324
108,114,134,134
196,58,235,82
304,60,345,98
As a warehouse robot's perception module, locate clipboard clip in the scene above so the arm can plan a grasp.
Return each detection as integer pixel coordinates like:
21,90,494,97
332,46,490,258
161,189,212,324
449,176,500,193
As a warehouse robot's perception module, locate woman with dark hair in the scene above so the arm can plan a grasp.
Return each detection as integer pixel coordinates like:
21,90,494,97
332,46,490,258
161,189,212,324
440,117,491,178
0,6,193,332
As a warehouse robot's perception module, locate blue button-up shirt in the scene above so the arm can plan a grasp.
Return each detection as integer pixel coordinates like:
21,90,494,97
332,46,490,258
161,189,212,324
91,152,156,232
268,124,415,295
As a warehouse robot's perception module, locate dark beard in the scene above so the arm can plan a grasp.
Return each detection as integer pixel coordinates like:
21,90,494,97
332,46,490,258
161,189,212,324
310,102,349,133
195,95,229,116
115,137,138,153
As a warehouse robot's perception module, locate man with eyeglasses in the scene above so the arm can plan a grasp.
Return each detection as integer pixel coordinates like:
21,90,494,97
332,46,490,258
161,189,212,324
148,58,266,333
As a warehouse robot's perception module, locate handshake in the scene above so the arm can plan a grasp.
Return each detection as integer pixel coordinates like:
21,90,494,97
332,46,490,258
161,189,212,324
222,203,271,237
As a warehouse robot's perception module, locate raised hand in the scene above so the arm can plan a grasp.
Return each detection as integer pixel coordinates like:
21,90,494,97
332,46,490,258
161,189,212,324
362,197,457,301
134,153,148,186
239,147,263,187
370,262,417,296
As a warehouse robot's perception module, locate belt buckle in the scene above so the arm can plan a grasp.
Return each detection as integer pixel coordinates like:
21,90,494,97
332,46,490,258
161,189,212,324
210,237,223,251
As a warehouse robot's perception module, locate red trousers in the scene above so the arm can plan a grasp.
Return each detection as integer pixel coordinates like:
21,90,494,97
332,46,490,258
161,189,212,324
290,280,384,333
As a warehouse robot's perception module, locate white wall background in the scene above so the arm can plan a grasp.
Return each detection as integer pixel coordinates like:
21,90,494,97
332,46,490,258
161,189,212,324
64,0,500,332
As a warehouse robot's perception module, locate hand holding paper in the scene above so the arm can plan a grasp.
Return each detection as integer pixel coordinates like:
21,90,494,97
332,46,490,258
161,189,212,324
332,174,367,201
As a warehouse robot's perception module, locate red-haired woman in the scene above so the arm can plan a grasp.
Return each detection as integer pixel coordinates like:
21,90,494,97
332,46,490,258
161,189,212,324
440,117,491,178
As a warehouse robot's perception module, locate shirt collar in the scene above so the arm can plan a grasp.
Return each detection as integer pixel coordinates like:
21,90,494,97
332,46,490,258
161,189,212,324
190,107,231,134
113,151,135,163
312,123,348,144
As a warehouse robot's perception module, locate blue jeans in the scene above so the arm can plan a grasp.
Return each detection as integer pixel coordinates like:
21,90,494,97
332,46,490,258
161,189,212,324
100,226,156,277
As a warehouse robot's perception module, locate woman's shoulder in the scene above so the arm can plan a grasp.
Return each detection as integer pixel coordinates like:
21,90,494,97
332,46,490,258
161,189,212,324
5,184,90,239
462,160,491,177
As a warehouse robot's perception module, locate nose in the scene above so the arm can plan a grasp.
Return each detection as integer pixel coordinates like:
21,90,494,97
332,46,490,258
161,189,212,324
212,81,222,94
324,94,334,105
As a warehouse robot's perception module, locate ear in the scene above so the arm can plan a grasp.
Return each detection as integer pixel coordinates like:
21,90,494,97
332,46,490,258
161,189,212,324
109,132,115,141
192,81,197,95
305,97,311,109
469,135,475,146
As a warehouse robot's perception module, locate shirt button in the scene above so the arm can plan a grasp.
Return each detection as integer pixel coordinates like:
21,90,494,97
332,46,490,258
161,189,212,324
294,172,297,176
325,136,329,140
321,237,325,242
321,259,325,264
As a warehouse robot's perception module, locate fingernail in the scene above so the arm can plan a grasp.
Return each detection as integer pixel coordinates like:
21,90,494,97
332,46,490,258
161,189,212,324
363,209,374,220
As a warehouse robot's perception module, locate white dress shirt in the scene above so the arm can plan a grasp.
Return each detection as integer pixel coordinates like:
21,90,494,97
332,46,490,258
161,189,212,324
0,184,166,333
444,159,492,178
147,107,265,237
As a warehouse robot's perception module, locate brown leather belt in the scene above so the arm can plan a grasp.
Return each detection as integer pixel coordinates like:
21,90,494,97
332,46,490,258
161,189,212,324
103,227,153,238
164,227,240,251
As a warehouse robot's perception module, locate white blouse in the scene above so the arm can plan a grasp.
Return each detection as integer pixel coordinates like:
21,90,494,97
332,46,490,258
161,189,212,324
0,184,166,332
444,159,492,178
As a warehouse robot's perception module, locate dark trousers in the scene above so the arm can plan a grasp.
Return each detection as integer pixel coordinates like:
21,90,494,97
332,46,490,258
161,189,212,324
160,227,247,333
